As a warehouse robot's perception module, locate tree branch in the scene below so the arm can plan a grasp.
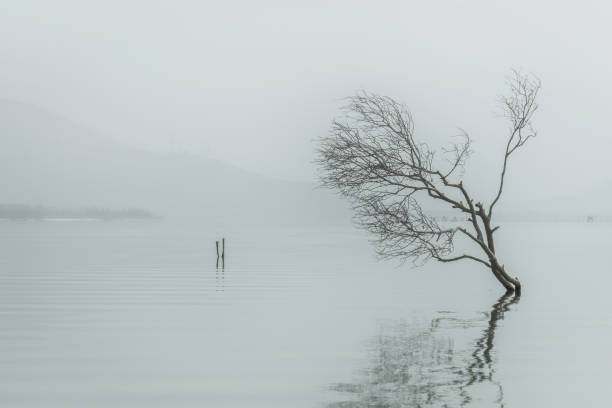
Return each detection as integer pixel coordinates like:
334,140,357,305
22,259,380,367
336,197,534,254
489,71,540,217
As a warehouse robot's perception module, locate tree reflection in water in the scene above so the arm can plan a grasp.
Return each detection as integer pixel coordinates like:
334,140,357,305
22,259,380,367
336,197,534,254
327,294,520,407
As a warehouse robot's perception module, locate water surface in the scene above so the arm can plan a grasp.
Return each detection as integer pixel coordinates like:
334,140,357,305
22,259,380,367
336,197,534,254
0,220,610,407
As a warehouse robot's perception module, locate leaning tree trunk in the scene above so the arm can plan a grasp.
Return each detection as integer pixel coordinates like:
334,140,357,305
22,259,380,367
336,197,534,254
490,261,521,295
480,212,521,294
489,262,515,293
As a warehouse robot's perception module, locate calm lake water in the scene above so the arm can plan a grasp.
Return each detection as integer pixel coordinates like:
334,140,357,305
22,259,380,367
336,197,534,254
0,220,610,407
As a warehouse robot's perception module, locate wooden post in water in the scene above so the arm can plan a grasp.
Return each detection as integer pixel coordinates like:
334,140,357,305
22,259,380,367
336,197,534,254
221,238,225,267
216,240,220,267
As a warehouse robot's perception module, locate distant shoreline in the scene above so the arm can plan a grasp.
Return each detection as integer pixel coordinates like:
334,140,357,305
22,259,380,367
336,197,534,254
0,217,159,222
0,204,159,221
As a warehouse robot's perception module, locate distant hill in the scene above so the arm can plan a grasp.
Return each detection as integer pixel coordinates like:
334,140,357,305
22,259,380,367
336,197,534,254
1,100,608,225
0,100,351,227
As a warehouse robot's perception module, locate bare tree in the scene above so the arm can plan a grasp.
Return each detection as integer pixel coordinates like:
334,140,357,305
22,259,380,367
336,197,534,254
316,71,540,293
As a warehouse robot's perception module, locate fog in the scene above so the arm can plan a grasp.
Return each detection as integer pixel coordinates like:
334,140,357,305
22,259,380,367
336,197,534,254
1,1,611,220
2,4,612,407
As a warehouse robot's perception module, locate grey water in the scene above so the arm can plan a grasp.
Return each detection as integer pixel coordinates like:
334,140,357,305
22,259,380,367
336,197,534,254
0,220,610,407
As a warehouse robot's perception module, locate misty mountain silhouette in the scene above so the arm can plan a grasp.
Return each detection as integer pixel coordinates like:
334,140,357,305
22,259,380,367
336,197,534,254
0,100,350,226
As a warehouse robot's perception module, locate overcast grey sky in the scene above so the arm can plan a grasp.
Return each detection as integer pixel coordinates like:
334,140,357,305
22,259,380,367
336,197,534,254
1,0,611,195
